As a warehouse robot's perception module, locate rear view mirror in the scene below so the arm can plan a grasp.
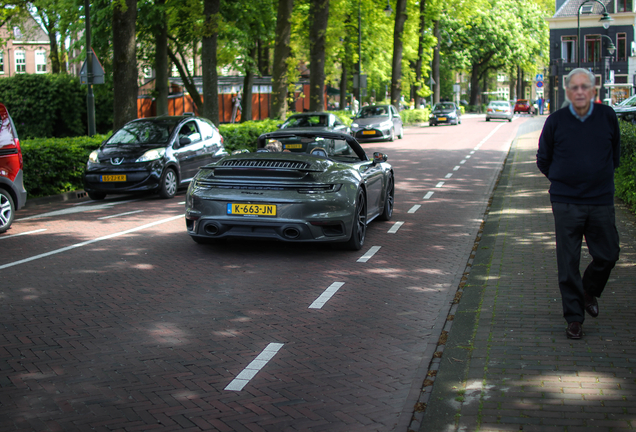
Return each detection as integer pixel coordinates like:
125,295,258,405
179,136,192,146
373,152,388,164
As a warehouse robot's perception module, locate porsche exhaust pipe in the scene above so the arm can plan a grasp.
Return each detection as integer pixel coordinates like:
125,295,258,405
204,224,220,236
283,227,300,239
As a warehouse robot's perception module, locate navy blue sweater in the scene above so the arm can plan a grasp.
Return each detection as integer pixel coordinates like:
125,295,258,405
537,103,621,205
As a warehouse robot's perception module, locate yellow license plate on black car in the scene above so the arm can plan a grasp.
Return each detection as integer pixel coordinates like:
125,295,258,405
101,175,126,182
227,203,277,216
438,117,447,121
362,130,375,135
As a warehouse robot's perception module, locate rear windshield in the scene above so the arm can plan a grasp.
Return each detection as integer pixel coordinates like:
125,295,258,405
490,102,510,108
106,120,178,146
258,136,361,161
434,103,455,110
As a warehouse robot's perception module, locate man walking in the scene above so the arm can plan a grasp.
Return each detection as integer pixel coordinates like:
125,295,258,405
537,68,621,340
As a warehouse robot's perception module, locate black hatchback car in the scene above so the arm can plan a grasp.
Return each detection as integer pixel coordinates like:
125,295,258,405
429,102,462,126
84,116,226,200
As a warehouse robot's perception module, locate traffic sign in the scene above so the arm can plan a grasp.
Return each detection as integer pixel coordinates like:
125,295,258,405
536,81,544,88
536,73,544,81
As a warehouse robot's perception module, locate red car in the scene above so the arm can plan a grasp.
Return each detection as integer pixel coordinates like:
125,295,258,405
513,99,535,115
0,103,27,233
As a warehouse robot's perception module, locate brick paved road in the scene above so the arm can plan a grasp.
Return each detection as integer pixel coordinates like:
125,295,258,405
1,115,530,431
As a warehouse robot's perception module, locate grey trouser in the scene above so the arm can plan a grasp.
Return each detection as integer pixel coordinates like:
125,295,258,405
552,202,620,324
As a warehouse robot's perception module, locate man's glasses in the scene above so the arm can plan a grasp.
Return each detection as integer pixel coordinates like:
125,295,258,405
569,84,592,91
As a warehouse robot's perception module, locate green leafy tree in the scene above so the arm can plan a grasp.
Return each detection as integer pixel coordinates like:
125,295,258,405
271,0,294,119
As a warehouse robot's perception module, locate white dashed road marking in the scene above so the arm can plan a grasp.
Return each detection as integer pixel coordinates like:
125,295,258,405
98,210,145,220
424,191,434,200
408,205,421,213
357,245,381,263
388,221,404,234
309,282,346,309
435,182,445,188
225,343,284,391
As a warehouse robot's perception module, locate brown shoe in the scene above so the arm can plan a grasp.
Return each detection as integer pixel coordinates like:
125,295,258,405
584,292,599,317
566,322,583,339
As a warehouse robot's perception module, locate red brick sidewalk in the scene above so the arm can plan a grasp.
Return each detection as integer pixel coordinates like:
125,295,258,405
417,127,636,431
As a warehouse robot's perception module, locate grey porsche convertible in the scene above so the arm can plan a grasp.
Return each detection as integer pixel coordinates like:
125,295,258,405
184,130,394,250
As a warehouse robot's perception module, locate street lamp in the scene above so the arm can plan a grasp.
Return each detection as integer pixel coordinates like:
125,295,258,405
577,0,613,67
601,34,616,56
384,0,393,17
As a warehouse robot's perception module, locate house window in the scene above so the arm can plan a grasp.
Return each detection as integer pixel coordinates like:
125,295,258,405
617,33,627,61
0,51,4,74
15,51,26,73
585,35,601,62
562,36,577,63
617,0,632,12
35,50,47,73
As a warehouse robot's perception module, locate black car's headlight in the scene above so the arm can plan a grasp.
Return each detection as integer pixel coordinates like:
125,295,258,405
297,184,343,194
136,148,166,163
88,150,100,163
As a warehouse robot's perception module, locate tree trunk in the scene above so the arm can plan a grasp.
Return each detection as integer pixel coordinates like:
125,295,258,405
413,0,426,108
113,0,138,130
340,64,347,110
242,46,257,122
271,0,294,120
202,0,220,125
155,0,169,116
508,67,516,102
433,20,441,104
46,22,61,74
469,67,481,106
309,0,329,112
390,0,408,110
168,46,203,115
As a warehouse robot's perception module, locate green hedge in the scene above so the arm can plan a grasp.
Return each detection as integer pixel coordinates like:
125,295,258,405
616,122,636,211
0,74,113,139
218,119,280,153
21,135,107,198
400,108,431,125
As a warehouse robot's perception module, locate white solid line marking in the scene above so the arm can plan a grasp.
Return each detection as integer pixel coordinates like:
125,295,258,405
20,199,141,221
309,282,345,309
445,173,453,179
423,191,434,200
0,215,183,270
388,221,404,234
435,182,445,188
225,343,284,391
357,245,381,263
408,204,421,213
0,229,47,240
98,210,145,220
453,166,460,171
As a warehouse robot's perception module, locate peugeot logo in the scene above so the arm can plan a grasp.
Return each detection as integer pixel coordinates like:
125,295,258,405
111,157,124,165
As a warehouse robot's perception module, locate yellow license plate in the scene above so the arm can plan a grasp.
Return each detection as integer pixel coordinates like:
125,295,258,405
101,175,126,182
362,130,375,135
438,117,447,121
227,203,277,216
284,144,303,149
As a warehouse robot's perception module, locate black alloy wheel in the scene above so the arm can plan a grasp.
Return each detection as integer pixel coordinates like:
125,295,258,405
345,189,367,251
378,175,394,221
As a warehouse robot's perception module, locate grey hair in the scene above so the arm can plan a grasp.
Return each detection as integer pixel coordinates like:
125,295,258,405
565,68,596,89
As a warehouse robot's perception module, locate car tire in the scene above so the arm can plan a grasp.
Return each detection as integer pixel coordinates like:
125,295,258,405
0,189,15,234
508,118,512,122
345,189,367,251
378,175,394,222
398,126,404,139
389,127,395,142
486,118,490,122
88,191,106,200
158,168,178,199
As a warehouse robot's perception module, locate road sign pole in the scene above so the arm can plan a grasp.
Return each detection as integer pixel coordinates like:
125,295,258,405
85,0,96,137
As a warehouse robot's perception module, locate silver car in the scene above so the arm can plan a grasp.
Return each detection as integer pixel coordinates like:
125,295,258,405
350,104,404,142
185,131,395,250
486,101,513,122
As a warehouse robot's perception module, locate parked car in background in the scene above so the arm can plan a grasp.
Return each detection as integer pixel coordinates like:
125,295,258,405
486,101,513,122
429,102,462,126
84,115,226,200
513,99,534,115
279,112,351,135
350,104,404,142
611,94,636,123
185,130,395,250
0,103,27,234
